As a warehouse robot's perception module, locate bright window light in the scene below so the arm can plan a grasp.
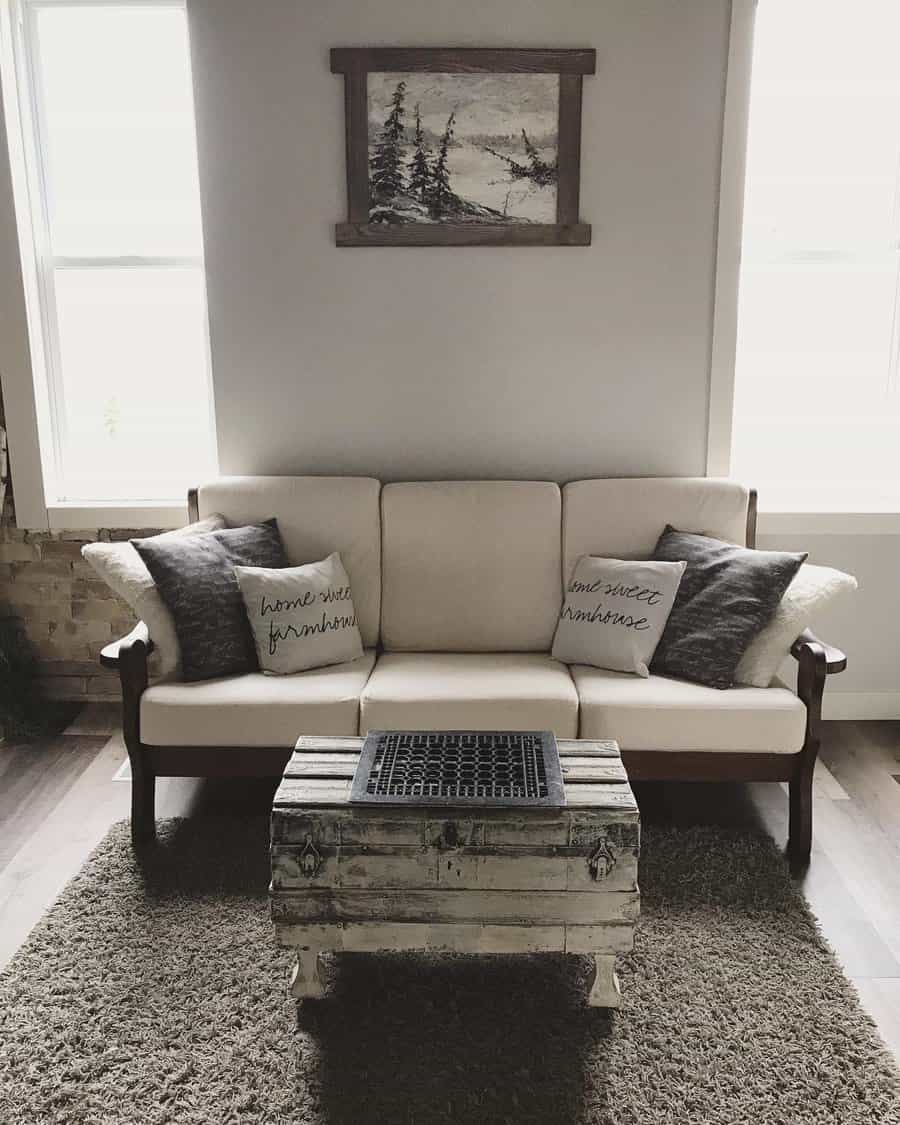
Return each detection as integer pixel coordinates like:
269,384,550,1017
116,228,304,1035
11,1,215,503
731,0,900,508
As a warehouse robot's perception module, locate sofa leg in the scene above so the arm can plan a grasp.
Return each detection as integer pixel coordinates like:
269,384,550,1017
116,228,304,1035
118,633,152,847
130,758,156,845
787,762,813,869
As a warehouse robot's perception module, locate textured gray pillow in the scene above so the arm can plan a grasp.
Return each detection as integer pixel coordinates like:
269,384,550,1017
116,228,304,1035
81,515,226,679
650,526,807,690
132,520,287,682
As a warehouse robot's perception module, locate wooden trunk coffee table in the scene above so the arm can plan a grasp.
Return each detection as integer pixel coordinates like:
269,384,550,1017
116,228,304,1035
269,735,640,1008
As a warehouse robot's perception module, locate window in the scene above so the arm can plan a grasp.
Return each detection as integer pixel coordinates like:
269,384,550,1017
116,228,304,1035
5,0,215,509
731,0,900,509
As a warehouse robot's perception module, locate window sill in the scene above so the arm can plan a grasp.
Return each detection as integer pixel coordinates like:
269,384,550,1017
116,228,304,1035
46,500,189,532
758,510,900,535
40,501,900,536
751,480,900,535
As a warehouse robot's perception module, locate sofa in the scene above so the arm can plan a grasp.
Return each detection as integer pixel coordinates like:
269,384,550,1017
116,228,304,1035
100,476,847,865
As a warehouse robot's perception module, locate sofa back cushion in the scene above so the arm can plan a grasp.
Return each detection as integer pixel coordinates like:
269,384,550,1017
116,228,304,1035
381,481,562,652
195,476,381,648
562,478,751,584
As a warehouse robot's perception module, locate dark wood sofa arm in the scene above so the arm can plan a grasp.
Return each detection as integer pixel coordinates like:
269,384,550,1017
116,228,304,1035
785,628,846,869
100,621,153,843
100,622,154,670
790,629,847,675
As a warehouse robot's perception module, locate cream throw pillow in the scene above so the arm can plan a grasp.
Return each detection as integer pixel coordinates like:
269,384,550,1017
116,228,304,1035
81,515,226,679
735,563,857,687
235,552,364,674
552,556,687,677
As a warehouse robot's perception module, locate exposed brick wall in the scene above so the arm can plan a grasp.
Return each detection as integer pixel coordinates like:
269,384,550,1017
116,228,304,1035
0,524,161,700
0,386,158,701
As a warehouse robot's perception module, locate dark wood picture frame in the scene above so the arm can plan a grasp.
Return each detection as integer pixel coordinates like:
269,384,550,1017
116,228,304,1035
331,48,595,247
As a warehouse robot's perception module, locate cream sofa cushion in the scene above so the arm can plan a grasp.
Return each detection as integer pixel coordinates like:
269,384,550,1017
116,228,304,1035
195,476,381,648
141,651,376,746
563,478,751,583
571,665,806,753
360,652,578,737
381,481,562,651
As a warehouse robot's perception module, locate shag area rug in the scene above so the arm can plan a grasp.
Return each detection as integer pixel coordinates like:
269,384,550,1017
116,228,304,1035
1,818,898,1125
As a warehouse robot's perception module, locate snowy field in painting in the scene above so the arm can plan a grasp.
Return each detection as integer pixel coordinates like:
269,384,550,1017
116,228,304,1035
367,72,559,224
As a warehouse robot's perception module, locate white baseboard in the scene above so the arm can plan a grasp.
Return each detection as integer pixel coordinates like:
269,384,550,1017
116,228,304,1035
823,692,900,721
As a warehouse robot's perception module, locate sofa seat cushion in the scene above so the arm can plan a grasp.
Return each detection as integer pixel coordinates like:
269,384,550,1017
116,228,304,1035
141,651,376,747
360,653,578,737
571,665,806,753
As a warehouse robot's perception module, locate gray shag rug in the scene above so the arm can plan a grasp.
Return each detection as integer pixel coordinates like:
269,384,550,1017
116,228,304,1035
1,818,899,1125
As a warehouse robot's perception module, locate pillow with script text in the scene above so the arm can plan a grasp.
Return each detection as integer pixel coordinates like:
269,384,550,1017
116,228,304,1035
552,557,687,677
235,552,364,675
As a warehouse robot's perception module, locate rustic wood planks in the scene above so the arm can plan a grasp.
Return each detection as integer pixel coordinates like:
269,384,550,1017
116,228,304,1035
270,735,640,1007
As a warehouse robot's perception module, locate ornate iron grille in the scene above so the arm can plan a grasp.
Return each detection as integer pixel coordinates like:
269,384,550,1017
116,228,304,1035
349,730,566,807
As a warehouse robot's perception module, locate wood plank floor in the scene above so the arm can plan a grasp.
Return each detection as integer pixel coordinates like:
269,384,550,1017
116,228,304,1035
1,709,898,1062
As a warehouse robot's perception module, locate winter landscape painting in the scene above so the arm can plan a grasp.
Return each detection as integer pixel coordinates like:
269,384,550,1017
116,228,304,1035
332,48,593,245
367,72,560,226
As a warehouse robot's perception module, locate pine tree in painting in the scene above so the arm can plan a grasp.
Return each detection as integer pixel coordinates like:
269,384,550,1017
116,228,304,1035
521,128,557,186
483,128,557,188
369,80,407,206
407,103,431,203
521,128,541,166
428,111,456,218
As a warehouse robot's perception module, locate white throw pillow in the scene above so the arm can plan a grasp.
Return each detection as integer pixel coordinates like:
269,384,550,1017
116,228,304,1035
81,515,226,679
552,556,687,677
235,553,364,675
735,563,857,687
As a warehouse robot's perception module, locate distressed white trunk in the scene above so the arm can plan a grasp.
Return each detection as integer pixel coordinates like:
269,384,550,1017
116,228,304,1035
271,735,640,1009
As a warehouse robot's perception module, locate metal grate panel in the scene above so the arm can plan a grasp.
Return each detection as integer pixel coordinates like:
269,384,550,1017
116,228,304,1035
349,730,566,807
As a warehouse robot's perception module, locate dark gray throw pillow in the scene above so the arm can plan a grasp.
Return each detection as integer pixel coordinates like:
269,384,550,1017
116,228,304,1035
650,526,807,690
132,520,288,682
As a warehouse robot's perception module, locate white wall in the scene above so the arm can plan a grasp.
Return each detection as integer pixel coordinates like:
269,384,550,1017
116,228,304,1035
188,0,730,482
185,0,894,714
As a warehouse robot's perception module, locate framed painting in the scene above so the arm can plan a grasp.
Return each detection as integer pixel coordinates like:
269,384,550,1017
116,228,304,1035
331,48,595,247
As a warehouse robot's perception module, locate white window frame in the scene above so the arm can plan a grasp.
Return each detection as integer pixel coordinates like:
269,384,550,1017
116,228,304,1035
0,0,215,529
708,0,900,535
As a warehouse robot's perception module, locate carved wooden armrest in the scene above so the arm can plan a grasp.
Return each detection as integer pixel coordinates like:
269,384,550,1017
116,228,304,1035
101,622,150,755
99,621,154,670
790,629,847,675
791,629,846,753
